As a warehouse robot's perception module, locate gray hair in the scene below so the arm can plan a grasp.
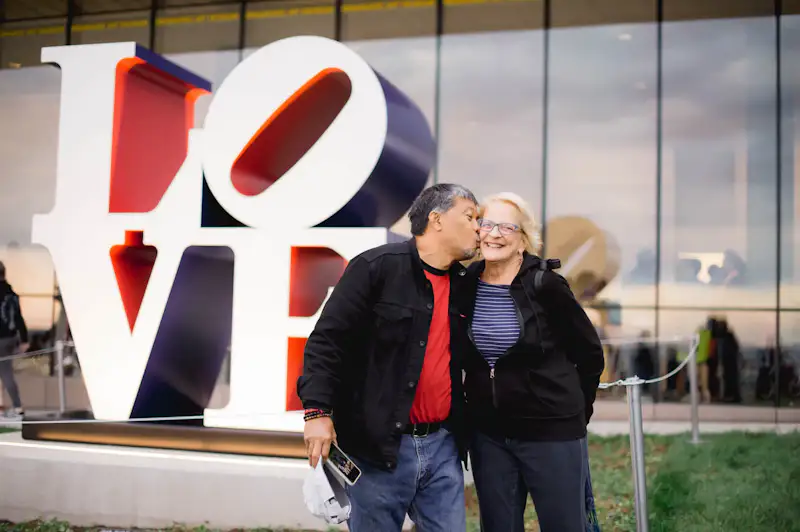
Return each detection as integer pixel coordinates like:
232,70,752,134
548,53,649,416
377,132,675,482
408,183,478,236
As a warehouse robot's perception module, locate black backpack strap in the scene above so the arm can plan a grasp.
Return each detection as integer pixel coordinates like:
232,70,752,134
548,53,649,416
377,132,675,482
523,257,563,361
532,258,562,294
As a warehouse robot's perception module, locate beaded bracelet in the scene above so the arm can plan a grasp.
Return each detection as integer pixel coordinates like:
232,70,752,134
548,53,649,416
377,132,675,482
304,408,332,422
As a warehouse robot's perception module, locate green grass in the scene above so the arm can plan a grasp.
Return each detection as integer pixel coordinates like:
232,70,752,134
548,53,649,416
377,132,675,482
648,432,800,532
2,433,799,532
464,432,800,532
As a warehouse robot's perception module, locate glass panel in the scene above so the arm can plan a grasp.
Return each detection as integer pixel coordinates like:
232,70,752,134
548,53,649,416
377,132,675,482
438,3,544,221
0,248,56,297
344,35,438,235
154,4,240,54
245,0,335,47
658,309,776,406
782,12,800,309
72,11,150,47
341,0,436,40
545,0,657,309
18,295,56,334
778,312,800,408
593,308,657,402
660,13,778,308
0,19,66,68
3,0,68,20
0,65,60,302
166,50,242,125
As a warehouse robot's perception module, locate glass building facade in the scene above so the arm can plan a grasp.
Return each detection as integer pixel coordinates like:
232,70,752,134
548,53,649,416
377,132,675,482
1,0,799,412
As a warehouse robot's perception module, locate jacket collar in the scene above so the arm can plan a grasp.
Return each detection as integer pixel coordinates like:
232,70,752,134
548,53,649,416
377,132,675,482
406,238,468,279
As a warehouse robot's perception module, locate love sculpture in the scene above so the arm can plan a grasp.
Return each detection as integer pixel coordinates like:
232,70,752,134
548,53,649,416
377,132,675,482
26,36,433,450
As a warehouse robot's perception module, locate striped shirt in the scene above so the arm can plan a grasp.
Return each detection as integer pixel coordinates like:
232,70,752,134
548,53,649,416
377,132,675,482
472,280,521,368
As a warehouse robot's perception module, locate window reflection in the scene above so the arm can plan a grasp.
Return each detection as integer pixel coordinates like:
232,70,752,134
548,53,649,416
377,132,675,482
0,66,59,251
660,16,778,308
590,308,657,402
546,19,657,308
166,50,241,124
438,30,544,217
1,0,800,415
344,37,438,235
778,313,800,408
658,310,776,406
781,14,800,309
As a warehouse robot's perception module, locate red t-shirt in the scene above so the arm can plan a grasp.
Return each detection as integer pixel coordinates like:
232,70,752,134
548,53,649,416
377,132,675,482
409,268,452,424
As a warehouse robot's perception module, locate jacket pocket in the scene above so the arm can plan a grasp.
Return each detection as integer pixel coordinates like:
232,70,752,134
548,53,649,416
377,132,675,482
373,302,414,345
494,366,584,420
491,367,538,416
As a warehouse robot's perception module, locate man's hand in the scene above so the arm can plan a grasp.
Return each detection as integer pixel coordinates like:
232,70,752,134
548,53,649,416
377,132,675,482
18,343,29,354
304,416,336,468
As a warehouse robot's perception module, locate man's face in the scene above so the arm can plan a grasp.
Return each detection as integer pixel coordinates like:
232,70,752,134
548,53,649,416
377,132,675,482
437,197,480,262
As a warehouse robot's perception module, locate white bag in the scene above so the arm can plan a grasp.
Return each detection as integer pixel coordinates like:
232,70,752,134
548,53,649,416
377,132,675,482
302,459,352,525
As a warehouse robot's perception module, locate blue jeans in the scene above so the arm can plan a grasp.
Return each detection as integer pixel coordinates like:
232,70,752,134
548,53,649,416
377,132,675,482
471,432,587,532
345,428,466,532
0,338,21,408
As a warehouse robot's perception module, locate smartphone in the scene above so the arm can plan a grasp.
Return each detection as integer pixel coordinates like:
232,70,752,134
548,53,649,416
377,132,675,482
326,442,362,486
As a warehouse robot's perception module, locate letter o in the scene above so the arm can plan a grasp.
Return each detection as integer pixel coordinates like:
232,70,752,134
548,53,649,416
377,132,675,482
202,36,390,230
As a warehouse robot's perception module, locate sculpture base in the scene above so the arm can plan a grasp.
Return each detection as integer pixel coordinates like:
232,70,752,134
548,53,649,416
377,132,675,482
0,430,342,530
20,410,305,458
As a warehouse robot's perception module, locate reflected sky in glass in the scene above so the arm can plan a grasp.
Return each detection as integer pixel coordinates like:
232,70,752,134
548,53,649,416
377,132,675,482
0,15,797,315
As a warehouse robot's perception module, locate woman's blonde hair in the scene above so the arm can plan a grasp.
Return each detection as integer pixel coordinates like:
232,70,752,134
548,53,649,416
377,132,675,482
478,192,543,255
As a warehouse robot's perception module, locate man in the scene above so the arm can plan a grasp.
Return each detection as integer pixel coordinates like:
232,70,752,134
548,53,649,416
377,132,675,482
0,261,29,417
298,184,480,531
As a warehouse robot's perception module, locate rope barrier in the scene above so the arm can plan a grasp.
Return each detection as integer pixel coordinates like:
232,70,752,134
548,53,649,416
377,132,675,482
0,336,697,427
600,335,698,389
0,337,686,363
0,341,74,363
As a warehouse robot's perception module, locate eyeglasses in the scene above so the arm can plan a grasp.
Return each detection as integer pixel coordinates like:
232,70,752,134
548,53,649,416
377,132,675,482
478,219,520,236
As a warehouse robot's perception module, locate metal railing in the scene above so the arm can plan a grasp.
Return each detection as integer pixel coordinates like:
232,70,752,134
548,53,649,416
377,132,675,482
0,340,74,414
591,334,701,532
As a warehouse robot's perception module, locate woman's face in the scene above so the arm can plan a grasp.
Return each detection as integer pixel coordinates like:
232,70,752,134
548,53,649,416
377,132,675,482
478,201,525,263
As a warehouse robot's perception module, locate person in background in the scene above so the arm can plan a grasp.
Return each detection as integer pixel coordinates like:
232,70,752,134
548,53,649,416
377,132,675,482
634,331,656,396
462,193,605,532
718,319,743,403
0,260,29,417
298,184,481,532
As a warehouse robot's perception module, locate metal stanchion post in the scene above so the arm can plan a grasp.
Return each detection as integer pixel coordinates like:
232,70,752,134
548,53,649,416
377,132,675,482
627,377,649,532
687,336,702,445
55,340,66,414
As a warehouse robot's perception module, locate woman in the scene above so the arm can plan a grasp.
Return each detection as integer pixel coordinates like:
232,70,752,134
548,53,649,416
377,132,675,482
463,193,605,532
